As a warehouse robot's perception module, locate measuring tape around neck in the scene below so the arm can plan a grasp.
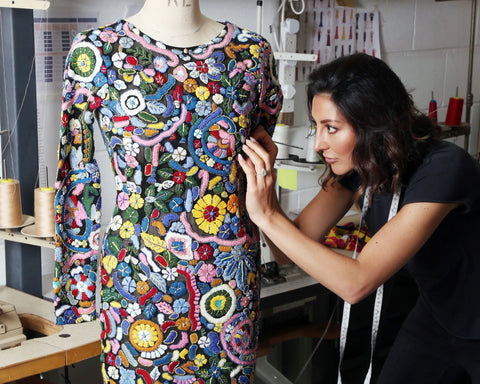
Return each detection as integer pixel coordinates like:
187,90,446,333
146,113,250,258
337,187,401,384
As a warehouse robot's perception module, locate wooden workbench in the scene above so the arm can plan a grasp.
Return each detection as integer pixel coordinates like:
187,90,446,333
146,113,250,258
0,286,101,383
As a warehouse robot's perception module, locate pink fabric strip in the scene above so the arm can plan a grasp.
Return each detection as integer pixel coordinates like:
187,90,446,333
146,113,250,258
62,87,93,110
190,23,234,60
180,211,254,246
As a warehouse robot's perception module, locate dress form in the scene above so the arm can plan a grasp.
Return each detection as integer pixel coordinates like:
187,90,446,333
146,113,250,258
126,0,224,47
55,7,283,382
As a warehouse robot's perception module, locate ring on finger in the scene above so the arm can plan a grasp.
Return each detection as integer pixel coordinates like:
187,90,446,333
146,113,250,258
257,168,267,177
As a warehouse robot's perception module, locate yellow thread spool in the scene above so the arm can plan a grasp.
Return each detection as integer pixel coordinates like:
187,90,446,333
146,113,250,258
34,187,55,237
0,179,23,227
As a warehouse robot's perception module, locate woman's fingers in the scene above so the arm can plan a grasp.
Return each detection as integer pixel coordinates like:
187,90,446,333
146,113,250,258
237,153,255,180
251,127,278,163
243,138,270,174
237,138,278,225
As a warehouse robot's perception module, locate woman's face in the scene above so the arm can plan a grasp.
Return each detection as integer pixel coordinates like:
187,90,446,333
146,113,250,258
312,93,356,176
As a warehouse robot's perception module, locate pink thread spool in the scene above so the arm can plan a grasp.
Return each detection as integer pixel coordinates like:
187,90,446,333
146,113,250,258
428,91,437,124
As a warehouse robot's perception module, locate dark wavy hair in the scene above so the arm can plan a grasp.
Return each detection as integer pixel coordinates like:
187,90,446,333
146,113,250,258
307,53,439,198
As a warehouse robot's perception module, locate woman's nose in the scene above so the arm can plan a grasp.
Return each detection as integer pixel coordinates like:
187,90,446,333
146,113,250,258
314,128,327,152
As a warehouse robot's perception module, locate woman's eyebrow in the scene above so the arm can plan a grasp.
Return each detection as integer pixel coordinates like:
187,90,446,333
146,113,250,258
319,119,342,124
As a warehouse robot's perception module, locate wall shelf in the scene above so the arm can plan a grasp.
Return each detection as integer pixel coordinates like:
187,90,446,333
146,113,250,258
275,159,324,172
0,229,54,248
0,0,50,10
438,122,470,150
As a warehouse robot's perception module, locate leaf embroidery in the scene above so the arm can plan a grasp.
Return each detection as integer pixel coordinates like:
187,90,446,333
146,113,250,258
146,100,167,115
141,232,167,253
149,273,167,294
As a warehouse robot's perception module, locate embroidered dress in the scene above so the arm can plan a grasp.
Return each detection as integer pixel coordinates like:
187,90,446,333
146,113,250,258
54,20,282,383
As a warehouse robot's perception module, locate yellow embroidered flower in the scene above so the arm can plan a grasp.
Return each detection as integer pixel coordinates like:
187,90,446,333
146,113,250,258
136,280,149,294
129,193,144,209
211,294,227,312
176,317,192,331
75,52,93,74
238,114,248,128
129,320,163,352
227,194,239,214
119,220,135,239
195,86,210,101
183,78,198,93
194,353,207,367
192,194,227,235
249,44,261,58
213,322,223,333
73,133,83,144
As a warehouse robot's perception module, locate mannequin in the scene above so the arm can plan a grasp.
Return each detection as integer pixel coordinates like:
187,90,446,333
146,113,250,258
126,0,224,47
54,1,283,383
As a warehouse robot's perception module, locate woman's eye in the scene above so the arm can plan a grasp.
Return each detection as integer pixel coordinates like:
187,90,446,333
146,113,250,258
326,125,337,133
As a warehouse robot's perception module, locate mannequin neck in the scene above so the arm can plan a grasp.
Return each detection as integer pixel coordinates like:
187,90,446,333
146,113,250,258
126,0,223,47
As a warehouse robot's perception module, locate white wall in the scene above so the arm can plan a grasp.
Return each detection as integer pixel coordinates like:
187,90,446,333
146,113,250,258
284,0,480,218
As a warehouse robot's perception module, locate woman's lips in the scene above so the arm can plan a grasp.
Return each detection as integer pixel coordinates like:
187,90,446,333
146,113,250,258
323,156,336,164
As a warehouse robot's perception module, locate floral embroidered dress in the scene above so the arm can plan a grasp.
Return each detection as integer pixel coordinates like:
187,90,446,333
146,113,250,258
54,19,282,384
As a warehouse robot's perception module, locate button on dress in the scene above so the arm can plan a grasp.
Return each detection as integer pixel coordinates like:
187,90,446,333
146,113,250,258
54,20,282,383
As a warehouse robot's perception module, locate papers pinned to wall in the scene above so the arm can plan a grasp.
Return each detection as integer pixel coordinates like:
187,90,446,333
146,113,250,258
296,1,381,81
32,13,98,188
33,15,98,91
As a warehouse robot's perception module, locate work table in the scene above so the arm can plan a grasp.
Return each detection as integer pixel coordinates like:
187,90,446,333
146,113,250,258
0,286,100,383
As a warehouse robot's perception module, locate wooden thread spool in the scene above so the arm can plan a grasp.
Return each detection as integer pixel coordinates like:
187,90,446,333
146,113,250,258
34,187,55,237
0,179,23,228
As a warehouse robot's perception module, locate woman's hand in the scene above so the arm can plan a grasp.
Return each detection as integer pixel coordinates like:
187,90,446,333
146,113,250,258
237,128,279,226
250,126,278,167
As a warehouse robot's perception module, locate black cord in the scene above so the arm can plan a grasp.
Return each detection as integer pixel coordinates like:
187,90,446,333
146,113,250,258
62,365,72,384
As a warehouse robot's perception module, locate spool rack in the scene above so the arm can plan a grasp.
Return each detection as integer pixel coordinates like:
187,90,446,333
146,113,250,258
438,122,471,151
0,0,50,10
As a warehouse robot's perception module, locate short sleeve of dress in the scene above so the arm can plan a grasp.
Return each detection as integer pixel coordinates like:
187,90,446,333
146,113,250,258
54,32,103,324
403,141,480,214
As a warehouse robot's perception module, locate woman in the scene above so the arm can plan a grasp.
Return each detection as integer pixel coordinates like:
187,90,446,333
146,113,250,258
238,53,480,383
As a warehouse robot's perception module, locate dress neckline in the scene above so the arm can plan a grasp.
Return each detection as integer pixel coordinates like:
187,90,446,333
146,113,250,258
121,19,229,51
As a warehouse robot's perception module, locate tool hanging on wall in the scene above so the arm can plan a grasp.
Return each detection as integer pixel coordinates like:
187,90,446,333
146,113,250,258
257,0,263,34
